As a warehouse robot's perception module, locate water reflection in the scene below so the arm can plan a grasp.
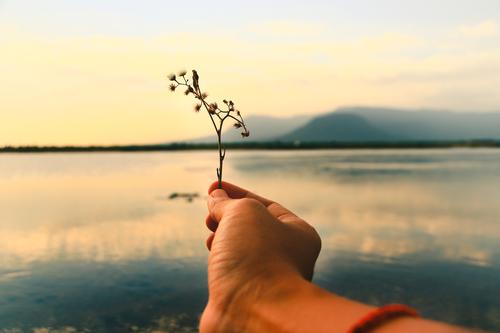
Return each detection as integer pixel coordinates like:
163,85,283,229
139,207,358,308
1,150,500,332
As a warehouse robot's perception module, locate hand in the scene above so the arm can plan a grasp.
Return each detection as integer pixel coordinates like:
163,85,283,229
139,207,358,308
199,182,478,333
200,181,321,332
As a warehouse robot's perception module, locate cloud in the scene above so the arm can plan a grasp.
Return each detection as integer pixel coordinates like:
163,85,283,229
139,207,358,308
459,20,498,38
247,20,327,36
2,18,500,145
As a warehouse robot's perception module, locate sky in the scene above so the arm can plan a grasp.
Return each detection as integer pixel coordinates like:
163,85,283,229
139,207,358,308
1,0,500,145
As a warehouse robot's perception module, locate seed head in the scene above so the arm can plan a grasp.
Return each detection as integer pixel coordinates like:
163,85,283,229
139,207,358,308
167,69,250,187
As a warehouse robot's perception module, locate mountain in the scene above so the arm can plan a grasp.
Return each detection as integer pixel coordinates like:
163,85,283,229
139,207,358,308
189,114,311,143
182,107,500,143
279,113,392,142
277,107,500,142
339,107,500,141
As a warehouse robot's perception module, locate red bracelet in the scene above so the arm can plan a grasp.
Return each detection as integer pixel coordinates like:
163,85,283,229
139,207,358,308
347,304,419,333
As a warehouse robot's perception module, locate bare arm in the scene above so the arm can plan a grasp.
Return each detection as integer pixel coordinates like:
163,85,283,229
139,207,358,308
200,181,482,333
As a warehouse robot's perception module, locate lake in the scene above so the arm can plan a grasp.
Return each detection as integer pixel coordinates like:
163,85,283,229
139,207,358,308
1,149,499,332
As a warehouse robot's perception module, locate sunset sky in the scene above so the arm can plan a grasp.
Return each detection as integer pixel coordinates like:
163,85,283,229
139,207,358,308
1,0,499,145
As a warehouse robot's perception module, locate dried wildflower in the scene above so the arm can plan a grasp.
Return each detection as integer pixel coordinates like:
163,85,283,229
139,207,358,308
168,69,250,188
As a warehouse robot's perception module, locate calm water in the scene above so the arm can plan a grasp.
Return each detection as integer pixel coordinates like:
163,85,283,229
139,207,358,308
1,149,500,332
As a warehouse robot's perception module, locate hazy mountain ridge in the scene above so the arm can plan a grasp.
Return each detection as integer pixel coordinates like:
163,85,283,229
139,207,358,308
279,113,394,142
339,107,500,141
183,107,500,143
278,107,500,142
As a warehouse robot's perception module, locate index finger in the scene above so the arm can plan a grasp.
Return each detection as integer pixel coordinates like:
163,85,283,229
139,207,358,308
208,181,300,222
208,181,274,207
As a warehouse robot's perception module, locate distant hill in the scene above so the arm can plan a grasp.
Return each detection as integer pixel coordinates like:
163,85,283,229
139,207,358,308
340,107,500,140
181,107,500,143
188,114,311,143
277,107,500,142
279,113,392,142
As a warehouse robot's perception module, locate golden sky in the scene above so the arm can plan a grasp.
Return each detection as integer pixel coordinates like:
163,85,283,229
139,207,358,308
1,1,499,145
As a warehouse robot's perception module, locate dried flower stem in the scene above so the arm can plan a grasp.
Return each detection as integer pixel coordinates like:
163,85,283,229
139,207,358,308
169,70,249,188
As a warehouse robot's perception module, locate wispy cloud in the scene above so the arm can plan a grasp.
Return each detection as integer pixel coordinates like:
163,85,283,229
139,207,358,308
459,20,498,38
247,20,327,37
1,3,500,145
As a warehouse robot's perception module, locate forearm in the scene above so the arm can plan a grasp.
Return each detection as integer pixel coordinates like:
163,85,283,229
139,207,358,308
239,275,480,333
245,274,374,333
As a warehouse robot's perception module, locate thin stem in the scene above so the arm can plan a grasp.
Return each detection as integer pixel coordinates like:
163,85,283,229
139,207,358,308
216,129,223,188
169,70,249,187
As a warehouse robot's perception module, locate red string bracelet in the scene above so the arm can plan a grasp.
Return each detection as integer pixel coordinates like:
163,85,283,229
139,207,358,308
347,304,419,333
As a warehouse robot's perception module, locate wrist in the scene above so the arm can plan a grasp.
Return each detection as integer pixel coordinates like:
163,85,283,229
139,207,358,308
247,275,376,333
202,262,304,333
246,273,312,332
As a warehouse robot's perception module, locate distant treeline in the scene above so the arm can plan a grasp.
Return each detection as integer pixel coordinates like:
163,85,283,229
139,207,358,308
1,140,499,153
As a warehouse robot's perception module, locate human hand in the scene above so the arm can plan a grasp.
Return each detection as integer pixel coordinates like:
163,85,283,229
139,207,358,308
198,182,479,333
200,181,321,332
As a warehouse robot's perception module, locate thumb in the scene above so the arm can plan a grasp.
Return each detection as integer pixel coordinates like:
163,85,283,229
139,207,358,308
207,189,231,222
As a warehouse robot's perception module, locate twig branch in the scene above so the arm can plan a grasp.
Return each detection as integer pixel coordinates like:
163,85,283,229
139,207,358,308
168,70,250,188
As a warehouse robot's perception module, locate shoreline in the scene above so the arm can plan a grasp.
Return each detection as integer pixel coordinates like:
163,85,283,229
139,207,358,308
1,140,499,153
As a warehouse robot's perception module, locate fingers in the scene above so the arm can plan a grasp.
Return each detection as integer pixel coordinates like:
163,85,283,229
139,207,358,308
208,181,299,222
205,215,218,232
207,189,232,222
208,181,274,207
266,202,300,223
206,233,215,251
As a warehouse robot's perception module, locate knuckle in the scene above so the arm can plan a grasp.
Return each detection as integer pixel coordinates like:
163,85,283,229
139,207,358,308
297,222,322,253
234,197,263,210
